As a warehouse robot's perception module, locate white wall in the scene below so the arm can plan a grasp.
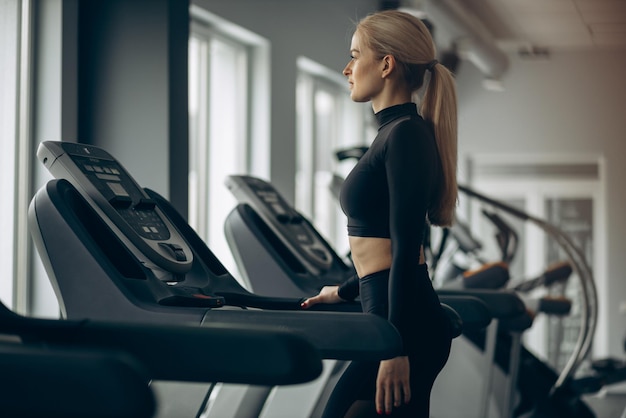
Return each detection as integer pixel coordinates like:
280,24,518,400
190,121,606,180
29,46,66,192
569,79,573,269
455,49,626,357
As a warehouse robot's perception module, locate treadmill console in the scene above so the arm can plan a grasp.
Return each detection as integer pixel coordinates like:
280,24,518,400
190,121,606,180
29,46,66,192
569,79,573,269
225,175,334,276
37,141,193,279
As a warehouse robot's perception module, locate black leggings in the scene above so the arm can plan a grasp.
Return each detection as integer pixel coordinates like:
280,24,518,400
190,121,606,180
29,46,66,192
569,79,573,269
322,267,452,418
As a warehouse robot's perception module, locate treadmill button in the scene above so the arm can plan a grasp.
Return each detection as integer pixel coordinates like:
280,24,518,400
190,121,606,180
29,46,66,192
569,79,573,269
109,195,132,209
134,198,156,211
158,243,188,261
276,214,291,223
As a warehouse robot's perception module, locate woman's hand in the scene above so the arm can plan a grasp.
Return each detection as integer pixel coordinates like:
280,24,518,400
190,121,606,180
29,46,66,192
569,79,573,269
300,285,344,309
376,356,411,415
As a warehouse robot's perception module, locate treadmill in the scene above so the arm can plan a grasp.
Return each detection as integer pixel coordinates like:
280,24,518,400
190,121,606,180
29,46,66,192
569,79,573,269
224,174,501,328
223,174,540,418
28,141,402,418
0,297,324,418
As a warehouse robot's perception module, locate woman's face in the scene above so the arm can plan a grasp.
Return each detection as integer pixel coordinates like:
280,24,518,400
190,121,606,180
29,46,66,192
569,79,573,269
342,31,385,103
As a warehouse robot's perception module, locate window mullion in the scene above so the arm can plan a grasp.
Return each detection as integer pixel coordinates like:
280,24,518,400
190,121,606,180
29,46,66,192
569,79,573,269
14,0,34,314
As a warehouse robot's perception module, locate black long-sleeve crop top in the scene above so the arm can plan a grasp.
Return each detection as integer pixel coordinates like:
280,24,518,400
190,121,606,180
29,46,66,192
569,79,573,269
339,102,441,344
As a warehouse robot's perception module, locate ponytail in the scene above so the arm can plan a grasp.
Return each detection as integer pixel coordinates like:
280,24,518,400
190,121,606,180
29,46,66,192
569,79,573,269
421,63,458,227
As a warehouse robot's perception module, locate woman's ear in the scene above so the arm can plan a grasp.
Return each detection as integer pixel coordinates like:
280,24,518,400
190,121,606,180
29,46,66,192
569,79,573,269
381,55,396,79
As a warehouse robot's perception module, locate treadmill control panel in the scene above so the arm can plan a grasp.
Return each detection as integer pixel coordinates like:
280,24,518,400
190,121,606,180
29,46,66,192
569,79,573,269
37,141,193,277
225,175,334,275
75,156,171,241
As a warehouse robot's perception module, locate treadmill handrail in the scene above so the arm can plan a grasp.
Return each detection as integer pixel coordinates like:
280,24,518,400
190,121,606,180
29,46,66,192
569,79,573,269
437,289,526,319
0,301,321,385
437,295,492,330
146,187,404,360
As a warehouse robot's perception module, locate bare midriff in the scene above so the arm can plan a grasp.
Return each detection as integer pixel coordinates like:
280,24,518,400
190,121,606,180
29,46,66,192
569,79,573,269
349,236,425,278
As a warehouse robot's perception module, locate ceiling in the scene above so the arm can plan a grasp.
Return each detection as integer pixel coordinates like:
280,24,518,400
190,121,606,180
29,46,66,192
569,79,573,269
463,0,626,53
403,0,626,83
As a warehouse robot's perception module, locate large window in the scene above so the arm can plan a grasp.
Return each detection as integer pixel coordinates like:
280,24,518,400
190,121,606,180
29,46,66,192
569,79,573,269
296,57,372,258
1,0,32,311
188,7,269,280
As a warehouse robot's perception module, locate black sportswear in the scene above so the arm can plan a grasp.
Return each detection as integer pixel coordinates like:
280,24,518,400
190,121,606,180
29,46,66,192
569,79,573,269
338,102,442,351
324,267,451,418
327,103,452,417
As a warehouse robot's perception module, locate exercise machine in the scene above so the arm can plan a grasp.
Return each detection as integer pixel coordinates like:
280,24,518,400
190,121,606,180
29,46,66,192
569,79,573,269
28,141,403,418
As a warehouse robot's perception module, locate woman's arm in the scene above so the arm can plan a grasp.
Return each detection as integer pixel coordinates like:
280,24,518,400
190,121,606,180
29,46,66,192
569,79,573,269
300,273,359,309
300,285,344,308
385,121,436,350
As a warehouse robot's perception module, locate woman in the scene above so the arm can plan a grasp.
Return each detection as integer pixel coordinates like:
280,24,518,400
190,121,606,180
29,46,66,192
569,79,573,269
301,10,458,417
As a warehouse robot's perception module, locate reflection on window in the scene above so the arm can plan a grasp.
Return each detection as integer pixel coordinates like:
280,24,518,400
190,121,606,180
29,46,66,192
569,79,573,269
296,57,371,257
189,8,269,281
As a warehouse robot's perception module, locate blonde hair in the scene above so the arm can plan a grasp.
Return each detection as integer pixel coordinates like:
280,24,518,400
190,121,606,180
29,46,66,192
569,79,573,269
356,10,458,226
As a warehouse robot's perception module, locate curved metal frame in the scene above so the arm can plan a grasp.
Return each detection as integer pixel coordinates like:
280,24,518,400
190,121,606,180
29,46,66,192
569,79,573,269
458,184,598,392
